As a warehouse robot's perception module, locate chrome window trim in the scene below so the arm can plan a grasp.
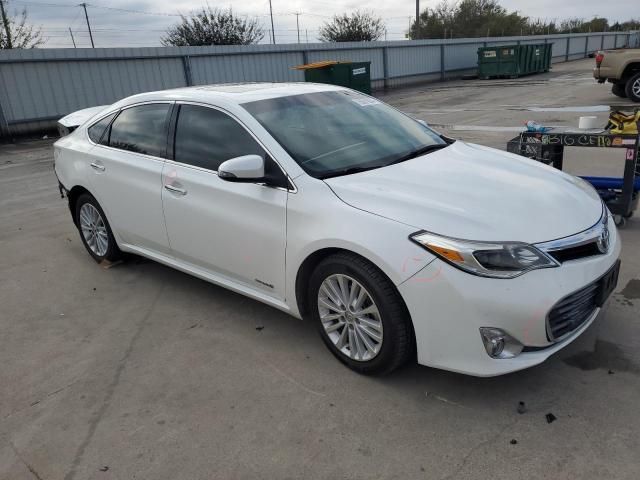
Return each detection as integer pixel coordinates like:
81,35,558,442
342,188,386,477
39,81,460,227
172,100,297,193
535,204,608,254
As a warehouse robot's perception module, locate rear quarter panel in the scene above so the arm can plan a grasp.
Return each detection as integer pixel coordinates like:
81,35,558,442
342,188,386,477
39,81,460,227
54,130,94,193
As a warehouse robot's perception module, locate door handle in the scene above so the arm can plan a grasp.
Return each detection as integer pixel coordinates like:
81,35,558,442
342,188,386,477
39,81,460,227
164,184,187,196
90,162,105,172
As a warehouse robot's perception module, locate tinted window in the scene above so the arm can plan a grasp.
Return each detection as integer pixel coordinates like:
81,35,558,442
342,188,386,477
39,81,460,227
88,113,115,144
174,105,264,171
108,104,170,157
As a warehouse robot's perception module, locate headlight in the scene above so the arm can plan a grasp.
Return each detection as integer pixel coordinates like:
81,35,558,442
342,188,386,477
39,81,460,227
410,231,559,279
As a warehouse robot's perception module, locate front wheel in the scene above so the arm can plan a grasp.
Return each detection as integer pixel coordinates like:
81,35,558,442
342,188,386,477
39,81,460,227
625,73,640,102
308,252,413,375
75,193,121,263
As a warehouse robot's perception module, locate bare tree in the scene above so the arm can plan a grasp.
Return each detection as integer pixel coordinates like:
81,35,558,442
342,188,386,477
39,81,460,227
161,7,264,46
319,11,385,42
0,0,43,49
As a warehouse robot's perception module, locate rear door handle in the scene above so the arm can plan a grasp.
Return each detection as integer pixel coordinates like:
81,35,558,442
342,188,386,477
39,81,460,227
164,184,187,196
90,162,105,172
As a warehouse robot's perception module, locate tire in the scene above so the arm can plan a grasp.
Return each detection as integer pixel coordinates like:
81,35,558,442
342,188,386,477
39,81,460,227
75,193,121,263
625,72,640,102
611,83,627,98
308,252,413,375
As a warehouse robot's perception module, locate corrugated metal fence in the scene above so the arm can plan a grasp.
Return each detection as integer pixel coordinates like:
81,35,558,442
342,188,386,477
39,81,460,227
1,31,638,138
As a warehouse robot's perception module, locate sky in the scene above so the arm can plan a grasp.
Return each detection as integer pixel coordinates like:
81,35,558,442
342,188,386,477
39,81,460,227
6,0,639,48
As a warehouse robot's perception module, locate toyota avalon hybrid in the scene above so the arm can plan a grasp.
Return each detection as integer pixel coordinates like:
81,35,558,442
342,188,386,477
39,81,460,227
53,83,621,376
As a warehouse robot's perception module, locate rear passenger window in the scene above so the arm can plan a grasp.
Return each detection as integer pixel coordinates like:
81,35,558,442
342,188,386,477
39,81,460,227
88,113,115,144
108,104,170,157
174,105,264,171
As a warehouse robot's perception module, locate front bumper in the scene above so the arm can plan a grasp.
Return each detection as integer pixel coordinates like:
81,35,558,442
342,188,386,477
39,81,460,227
398,216,621,377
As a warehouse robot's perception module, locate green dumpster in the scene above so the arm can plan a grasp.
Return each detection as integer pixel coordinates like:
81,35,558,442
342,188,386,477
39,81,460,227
293,61,372,94
477,43,552,79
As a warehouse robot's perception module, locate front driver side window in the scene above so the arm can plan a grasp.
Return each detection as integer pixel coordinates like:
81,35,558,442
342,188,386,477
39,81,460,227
173,104,265,171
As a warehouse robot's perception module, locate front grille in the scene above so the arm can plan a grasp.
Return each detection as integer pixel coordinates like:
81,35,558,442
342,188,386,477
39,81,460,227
547,281,599,341
547,241,603,263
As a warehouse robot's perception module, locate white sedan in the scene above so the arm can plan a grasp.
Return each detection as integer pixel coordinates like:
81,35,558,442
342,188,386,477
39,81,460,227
54,83,621,376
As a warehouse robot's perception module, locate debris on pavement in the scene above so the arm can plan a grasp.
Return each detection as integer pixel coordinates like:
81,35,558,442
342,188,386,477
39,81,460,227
510,439,518,445
546,413,557,424
425,392,462,407
255,325,264,331
517,401,527,414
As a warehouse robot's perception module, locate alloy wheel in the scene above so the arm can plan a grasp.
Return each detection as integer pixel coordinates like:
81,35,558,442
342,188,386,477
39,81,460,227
633,78,640,97
79,203,109,257
317,274,383,361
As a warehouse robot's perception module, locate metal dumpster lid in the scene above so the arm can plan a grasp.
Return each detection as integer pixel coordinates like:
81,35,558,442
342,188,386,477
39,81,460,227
292,61,345,70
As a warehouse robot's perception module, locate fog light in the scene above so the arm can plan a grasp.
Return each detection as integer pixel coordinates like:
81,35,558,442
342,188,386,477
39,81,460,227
479,327,524,359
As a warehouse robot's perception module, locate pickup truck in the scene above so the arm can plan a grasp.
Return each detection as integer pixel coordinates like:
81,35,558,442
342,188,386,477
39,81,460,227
593,48,640,102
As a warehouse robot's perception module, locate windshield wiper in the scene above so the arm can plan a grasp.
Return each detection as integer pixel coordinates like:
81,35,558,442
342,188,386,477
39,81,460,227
388,144,449,166
319,143,450,179
320,165,383,179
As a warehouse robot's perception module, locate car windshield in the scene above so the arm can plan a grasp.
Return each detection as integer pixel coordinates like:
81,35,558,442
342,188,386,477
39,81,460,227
242,90,448,179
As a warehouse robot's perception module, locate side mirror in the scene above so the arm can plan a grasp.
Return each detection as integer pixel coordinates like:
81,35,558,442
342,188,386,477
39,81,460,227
218,155,265,182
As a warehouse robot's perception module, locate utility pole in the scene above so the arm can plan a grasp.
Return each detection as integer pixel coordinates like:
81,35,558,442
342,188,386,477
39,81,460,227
415,0,419,39
268,0,275,44
80,2,94,48
68,27,77,47
0,0,13,49
294,12,301,43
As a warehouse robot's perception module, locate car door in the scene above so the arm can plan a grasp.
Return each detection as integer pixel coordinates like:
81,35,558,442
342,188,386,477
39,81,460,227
161,103,289,300
86,102,172,255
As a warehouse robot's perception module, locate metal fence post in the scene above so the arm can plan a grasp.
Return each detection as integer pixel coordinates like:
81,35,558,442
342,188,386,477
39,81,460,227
382,46,389,90
584,36,588,57
302,50,308,65
181,55,193,86
0,100,10,140
565,37,570,62
440,43,445,81
600,34,604,51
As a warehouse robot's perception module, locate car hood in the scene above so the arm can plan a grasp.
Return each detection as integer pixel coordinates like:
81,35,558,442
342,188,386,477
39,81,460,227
324,141,603,243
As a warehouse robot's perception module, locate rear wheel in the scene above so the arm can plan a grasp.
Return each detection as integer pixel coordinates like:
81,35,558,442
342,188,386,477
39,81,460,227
75,193,121,263
611,83,627,98
625,73,640,102
308,252,413,375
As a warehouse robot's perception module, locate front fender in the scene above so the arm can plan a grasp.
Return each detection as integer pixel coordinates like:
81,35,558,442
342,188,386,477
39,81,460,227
284,175,436,318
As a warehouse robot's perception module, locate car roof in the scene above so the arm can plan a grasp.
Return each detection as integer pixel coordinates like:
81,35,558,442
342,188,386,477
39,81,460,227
115,82,347,108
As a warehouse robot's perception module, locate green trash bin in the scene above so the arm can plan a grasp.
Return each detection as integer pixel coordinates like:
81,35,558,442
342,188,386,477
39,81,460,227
294,61,372,95
477,44,552,79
